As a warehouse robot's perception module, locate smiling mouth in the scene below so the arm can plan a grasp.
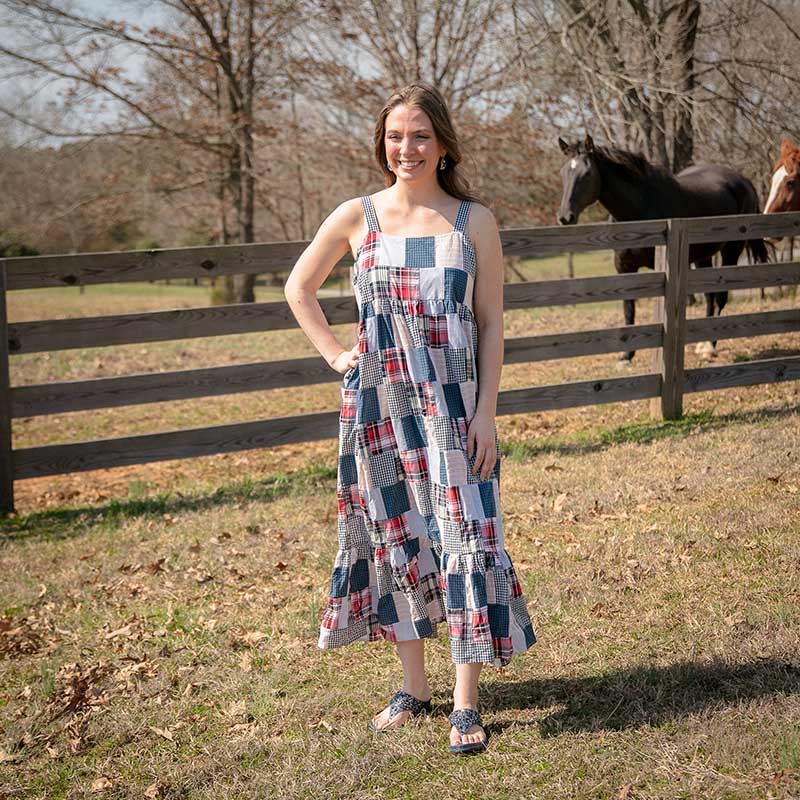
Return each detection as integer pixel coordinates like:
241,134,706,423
398,160,422,170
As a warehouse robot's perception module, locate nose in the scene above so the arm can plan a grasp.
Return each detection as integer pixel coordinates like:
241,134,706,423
558,211,576,225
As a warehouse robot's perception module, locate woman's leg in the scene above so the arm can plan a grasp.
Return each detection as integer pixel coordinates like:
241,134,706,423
369,638,432,730
450,662,486,746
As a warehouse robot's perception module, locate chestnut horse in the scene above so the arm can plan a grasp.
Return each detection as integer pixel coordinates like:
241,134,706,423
557,134,770,362
765,137,800,214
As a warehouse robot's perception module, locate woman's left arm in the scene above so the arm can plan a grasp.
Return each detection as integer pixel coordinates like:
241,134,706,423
468,204,505,481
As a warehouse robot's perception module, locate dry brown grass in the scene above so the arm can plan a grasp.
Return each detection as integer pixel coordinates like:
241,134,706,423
1,272,799,798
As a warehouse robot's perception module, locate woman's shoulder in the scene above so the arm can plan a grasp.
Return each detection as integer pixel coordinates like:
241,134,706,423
462,199,498,237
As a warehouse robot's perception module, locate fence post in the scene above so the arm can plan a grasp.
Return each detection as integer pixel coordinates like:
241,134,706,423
650,218,689,421
0,263,14,514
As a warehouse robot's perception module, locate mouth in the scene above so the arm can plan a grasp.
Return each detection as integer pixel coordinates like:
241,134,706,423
396,160,423,171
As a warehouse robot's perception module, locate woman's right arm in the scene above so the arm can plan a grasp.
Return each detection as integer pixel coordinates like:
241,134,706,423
284,199,363,374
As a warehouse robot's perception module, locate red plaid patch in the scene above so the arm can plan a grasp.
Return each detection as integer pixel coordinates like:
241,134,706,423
399,448,428,481
340,387,357,421
390,268,420,301
447,608,465,638
478,519,499,552
428,314,449,347
365,419,397,455
446,486,463,522
380,515,411,548
357,231,380,270
350,587,372,622
510,570,524,598
470,608,491,641
320,597,343,630
383,347,409,383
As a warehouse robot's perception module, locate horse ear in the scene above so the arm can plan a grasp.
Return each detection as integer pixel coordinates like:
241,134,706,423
558,137,570,155
584,133,595,153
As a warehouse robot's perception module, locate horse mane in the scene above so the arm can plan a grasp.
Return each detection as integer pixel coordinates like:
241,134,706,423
593,143,676,183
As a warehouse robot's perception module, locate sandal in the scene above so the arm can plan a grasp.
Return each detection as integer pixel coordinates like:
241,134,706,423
448,708,489,754
367,689,432,732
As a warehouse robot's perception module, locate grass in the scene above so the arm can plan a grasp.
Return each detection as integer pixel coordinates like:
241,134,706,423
1,261,800,798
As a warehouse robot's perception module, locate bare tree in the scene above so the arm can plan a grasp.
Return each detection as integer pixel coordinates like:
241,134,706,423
0,0,297,303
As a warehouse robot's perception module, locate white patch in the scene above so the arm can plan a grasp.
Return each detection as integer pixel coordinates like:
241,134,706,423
569,158,578,169
764,166,787,213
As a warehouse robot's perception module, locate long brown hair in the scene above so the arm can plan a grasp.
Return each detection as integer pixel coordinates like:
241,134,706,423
373,83,480,203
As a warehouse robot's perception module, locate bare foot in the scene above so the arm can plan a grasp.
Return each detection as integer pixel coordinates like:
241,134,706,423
370,690,431,731
449,708,487,747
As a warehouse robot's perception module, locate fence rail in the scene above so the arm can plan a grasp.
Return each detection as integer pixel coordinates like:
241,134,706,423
2,211,799,513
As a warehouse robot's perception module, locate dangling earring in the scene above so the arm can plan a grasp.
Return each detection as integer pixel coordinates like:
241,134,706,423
387,161,393,172
439,156,447,171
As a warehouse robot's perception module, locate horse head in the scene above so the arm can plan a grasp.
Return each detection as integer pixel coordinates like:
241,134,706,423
557,133,602,225
765,137,800,213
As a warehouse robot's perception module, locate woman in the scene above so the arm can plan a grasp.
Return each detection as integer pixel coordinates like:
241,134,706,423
284,83,536,755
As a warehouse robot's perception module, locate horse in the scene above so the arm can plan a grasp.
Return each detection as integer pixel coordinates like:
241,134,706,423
764,137,800,214
557,134,770,362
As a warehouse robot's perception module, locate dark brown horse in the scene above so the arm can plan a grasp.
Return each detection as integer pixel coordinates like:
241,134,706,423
557,134,770,361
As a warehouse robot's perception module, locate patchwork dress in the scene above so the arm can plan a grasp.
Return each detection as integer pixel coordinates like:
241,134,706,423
317,195,536,667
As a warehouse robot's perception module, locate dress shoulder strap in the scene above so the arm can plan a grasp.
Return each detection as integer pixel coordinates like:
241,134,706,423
453,200,471,233
360,195,382,232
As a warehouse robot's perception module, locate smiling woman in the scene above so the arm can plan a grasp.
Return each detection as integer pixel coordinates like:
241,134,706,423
283,82,536,756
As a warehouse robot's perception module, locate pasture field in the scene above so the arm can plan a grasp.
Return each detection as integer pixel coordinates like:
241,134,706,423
1,253,799,799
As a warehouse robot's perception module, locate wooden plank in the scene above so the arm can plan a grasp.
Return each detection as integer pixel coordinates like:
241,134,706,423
685,211,800,244
504,324,663,363
684,354,800,393
2,219,669,290
11,356,338,417
504,271,664,309
12,325,665,417
650,219,689,420
10,274,665,354
685,309,800,343
8,296,358,354
0,265,13,513
496,373,661,415
3,241,353,291
687,261,800,293
13,372,662,479
498,219,666,257
12,411,341,479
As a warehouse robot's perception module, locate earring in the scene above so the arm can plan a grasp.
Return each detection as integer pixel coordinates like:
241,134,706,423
439,156,447,170
387,161,393,172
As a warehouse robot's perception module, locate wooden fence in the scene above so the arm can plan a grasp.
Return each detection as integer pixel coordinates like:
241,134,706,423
2,210,799,514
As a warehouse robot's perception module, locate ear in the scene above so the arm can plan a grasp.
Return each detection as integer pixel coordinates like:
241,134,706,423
558,136,570,155
584,133,594,153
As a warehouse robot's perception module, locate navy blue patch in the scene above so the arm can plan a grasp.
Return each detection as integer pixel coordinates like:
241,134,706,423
349,559,370,592
471,570,487,608
446,572,466,609
444,268,467,303
479,481,496,517
377,313,395,348
405,237,436,268
413,616,434,637
377,593,399,624
403,536,420,562
488,603,509,637
524,623,537,646
330,567,349,598
426,514,441,543
443,383,466,418
400,415,427,449
356,386,381,424
338,453,358,486
381,481,410,518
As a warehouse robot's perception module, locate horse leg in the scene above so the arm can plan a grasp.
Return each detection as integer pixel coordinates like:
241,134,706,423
619,298,636,363
694,257,717,357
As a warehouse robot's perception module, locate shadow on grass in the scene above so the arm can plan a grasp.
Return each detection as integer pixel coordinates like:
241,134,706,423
502,403,799,461
0,463,337,546
487,656,800,736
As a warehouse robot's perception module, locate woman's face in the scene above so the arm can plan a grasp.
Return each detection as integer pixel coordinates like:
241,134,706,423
384,103,446,183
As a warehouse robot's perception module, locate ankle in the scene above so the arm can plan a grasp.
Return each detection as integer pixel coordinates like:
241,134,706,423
402,680,431,701
451,692,478,710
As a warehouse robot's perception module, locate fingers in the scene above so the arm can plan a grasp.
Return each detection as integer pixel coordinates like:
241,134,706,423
470,438,496,481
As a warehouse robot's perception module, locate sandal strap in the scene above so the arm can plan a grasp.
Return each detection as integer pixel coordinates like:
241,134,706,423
448,707,484,735
388,689,430,720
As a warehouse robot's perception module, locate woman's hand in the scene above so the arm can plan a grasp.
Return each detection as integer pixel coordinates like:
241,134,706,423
331,344,359,374
467,410,497,481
